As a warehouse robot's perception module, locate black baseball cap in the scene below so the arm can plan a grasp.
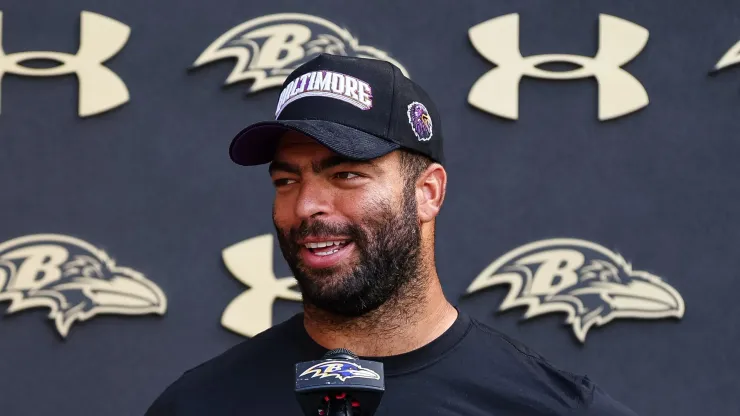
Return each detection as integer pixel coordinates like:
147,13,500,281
228,53,444,166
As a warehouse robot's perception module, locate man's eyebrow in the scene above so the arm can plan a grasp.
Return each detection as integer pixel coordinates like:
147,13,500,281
268,160,300,175
312,155,380,174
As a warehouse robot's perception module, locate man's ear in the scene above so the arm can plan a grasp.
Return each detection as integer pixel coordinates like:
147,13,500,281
416,164,447,224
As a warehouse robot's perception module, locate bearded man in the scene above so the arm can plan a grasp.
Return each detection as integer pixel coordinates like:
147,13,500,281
145,54,638,415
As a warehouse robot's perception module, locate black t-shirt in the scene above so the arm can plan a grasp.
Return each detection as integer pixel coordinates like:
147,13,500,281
145,310,638,415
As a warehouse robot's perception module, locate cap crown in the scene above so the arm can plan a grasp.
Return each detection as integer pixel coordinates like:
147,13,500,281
273,54,444,163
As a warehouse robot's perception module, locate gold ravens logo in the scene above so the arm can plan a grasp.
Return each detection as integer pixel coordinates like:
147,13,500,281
191,13,409,93
0,234,167,338
466,238,684,343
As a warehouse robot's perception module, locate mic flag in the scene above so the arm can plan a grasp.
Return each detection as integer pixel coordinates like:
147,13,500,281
295,348,385,416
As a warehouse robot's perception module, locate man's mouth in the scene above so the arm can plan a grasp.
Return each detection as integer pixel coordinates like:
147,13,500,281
298,239,354,268
304,240,350,256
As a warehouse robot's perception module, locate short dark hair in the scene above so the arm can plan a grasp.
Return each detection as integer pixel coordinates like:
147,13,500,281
398,150,438,232
398,149,434,186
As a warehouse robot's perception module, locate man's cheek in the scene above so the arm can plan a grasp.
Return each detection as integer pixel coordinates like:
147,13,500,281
272,205,294,232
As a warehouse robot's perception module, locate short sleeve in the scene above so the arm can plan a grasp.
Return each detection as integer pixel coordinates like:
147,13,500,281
582,377,640,416
143,376,183,416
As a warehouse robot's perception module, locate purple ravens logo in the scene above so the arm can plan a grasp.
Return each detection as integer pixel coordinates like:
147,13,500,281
407,101,433,141
192,13,408,94
0,234,166,338
466,239,684,343
299,360,380,382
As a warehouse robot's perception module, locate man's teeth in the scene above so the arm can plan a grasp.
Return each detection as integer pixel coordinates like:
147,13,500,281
304,241,348,256
315,248,339,256
304,241,346,249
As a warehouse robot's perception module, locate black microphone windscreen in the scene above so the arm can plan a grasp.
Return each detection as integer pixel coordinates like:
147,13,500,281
323,348,359,360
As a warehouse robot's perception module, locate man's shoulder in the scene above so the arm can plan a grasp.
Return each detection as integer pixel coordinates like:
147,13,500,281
144,314,304,415
464,317,592,397
181,314,301,383
460,316,638,415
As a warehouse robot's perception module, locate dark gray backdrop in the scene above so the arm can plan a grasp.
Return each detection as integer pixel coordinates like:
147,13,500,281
0,0,738,415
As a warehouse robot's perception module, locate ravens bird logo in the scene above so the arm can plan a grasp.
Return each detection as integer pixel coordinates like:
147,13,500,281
0,234,167,338
299,360,380,383
192,13,409,94
466,238,685,343
407,101,433,141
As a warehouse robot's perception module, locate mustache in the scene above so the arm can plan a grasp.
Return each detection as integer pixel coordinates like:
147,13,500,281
286,219,366,245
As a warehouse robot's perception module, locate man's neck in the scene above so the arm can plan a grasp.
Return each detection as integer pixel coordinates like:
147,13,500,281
302,276,458,357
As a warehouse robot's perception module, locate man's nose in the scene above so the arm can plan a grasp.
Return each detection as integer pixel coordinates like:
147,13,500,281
294,179,332,220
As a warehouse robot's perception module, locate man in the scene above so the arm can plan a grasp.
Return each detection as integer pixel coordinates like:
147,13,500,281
145,54,638,415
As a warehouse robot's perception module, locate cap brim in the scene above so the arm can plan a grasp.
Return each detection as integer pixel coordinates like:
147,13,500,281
229,120,401,166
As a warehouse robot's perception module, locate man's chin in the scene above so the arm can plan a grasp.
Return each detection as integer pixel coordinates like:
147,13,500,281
294,274,376,316
303,294,382,318
295,269,352,295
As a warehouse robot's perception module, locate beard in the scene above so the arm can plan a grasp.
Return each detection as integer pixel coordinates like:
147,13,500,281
274,187,422,317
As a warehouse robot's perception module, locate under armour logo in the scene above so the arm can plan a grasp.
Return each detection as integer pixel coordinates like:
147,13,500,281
0,11,130,117
468,14,649,121
221,234,301,337
712,40,740,73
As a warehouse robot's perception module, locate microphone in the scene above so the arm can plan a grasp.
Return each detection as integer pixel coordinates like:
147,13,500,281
295,348,385,416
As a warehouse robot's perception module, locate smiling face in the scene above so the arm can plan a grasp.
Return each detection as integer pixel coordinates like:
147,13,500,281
269,131,424,317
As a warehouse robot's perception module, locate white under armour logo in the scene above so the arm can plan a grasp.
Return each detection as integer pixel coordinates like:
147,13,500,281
221,234,302,338
468,14,649,121
0,11,130,117
713,40,740,73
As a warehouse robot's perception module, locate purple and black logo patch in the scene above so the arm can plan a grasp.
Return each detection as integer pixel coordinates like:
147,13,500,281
407,101,433,141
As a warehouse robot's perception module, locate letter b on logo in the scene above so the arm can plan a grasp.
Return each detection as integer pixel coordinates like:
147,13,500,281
468,14,649,121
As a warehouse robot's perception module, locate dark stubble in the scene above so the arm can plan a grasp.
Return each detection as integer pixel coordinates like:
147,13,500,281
274,186,422,317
